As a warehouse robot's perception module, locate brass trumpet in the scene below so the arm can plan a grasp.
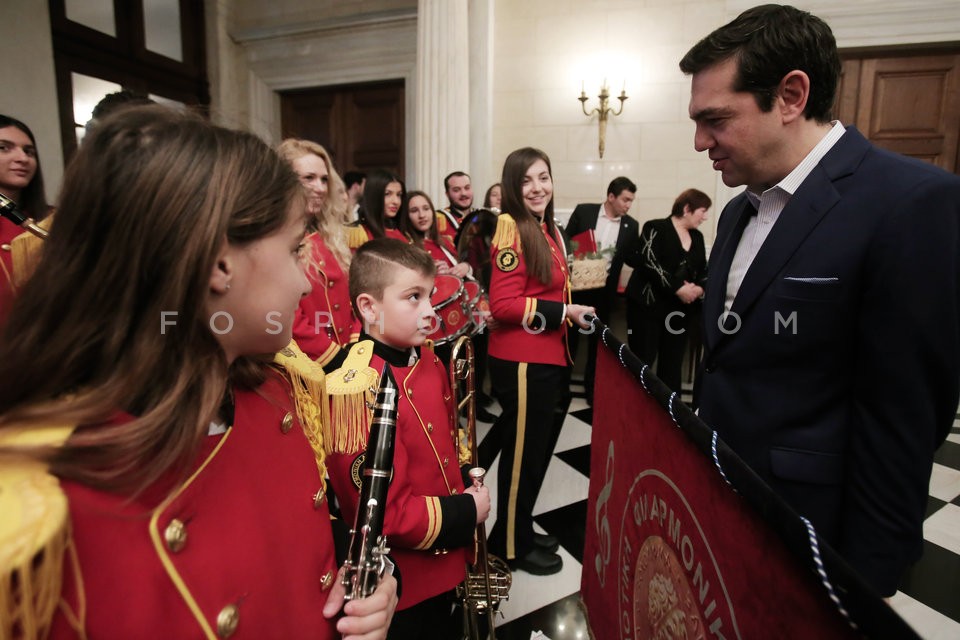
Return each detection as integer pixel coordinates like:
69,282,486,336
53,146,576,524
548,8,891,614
449,335,511,639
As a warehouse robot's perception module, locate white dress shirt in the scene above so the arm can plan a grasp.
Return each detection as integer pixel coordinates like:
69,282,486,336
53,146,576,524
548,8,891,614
724,121,846,312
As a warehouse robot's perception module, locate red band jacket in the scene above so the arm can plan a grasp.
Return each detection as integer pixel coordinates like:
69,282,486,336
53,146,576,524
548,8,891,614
487,215,572,366
324,339,476,610
293,233,361,366
51,372,340,639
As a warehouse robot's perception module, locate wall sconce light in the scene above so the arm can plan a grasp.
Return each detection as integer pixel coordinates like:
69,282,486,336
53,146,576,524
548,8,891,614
578,80,627,158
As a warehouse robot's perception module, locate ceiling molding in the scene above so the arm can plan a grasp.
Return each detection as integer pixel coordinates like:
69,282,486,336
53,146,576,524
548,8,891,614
230,7,416,45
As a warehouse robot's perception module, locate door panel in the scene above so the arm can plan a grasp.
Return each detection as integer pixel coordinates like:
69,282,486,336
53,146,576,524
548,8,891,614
280,80,404,177
836,50,960,173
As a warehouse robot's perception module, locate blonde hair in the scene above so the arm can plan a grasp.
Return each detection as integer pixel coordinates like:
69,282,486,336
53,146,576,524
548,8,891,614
277,139,352,271
0,105,302,493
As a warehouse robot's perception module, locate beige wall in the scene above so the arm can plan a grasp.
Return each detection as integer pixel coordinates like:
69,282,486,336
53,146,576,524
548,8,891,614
490,0,960,241
3,0,958,217
492,0,725,234
0,0,64,205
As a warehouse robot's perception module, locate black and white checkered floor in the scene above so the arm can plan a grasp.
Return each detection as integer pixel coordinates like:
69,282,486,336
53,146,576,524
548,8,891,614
477,381,960,639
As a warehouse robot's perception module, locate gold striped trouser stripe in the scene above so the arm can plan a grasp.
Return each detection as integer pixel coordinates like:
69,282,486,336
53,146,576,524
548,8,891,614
506,362,528,559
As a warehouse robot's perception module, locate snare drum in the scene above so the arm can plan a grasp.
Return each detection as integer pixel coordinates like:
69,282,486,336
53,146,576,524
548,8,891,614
461,279,491,335
427,274,473,345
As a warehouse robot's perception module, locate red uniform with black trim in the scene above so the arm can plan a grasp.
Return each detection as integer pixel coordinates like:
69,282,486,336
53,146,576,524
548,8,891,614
293,232,360,366
422,236,458,268
435,207,470,245
485,215,573,564
324,341,476,611
50,373,340,639
488,219,571,365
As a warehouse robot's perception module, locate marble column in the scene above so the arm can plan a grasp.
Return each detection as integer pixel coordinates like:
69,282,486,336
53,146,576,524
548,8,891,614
415,0,471,199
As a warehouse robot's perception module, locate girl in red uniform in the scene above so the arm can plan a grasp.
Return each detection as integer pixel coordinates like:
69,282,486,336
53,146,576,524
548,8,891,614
0,115,50,324
0,106,396,639
278,139,361,366
401,190,471,278
485,147,594,576
350,169,409,248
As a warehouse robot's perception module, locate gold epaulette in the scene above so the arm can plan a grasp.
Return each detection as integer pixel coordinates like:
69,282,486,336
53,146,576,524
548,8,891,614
436,213,448,233
491,213,520,252
346,224,369,250
11,215,54,287
0,423,74,639
273,341,330,482
325,340,379,454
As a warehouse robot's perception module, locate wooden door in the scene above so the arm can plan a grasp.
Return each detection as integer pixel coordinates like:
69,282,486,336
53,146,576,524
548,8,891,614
836,49,960,173
280,80,405,177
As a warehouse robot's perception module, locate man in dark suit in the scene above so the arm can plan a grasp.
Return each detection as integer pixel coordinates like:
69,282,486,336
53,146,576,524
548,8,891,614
565,176,639,403
681,5,960,597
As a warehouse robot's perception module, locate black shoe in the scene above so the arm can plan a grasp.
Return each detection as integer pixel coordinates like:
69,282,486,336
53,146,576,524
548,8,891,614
510,549,563,576
533,532,559,554
475,406,499,423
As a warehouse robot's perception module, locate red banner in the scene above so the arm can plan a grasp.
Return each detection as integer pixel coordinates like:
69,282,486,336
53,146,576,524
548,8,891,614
582,345,860,639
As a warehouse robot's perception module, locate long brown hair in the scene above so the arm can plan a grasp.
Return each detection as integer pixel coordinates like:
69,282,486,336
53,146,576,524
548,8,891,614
500,147,558,285
0,114,49,219
400,190,441,247
0,105,301,494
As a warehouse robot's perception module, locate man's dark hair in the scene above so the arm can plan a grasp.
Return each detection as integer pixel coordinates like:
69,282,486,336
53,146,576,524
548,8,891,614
91,90,153,121
443,171,470,192
343,171,365,189
679,4,840,123
607,176,637,198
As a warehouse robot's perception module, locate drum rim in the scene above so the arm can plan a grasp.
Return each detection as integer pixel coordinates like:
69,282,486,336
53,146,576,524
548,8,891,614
431,273,466,310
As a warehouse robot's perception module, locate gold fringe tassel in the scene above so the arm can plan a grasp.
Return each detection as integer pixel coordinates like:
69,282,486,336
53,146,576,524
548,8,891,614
325,341,379,454
0,457,70,640
491,214,521,252
273,342,330,487
346,225,369,250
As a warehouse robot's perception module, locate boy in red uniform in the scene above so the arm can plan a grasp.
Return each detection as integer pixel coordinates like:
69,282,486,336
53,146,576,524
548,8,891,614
324,237,491,639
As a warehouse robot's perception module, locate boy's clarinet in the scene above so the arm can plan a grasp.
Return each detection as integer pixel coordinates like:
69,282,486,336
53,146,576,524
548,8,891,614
341,364,398,600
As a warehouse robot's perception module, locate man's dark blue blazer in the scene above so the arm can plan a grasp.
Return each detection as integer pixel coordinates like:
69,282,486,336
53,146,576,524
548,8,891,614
697,126,960,595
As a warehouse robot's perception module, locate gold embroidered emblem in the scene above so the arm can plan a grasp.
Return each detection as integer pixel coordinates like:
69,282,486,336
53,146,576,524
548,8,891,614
350,453,365,490
496,248,519,272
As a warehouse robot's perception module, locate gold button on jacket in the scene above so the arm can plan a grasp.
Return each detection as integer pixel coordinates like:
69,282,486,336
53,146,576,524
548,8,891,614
216,603,240,638
164,518,187,553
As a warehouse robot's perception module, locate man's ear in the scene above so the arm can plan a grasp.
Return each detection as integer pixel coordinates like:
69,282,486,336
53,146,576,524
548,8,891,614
778,70,811,123
355,292,379,325
209,243,234,295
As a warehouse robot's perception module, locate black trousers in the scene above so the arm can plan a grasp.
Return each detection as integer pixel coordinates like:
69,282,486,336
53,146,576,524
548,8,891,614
569,287,614,401
485,357,569,561
626,300,694,393
387,589,461,640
